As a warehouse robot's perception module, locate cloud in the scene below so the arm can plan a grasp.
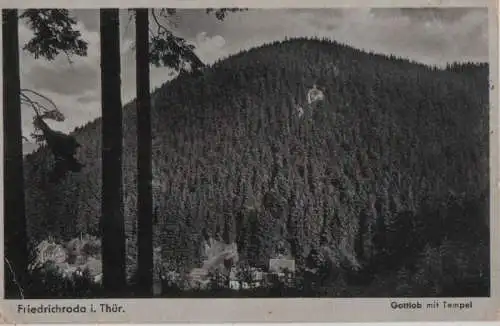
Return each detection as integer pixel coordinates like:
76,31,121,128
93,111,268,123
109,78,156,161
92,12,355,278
296,8,488,66
17,8,489,139
194,32,227,64
72,9,99,32
19,11,101,97
395,7,482,23
321,8,488,66
171,8,488,67
27,64,98,95
19,15,102,138
77,94,100,104
21,89,101,137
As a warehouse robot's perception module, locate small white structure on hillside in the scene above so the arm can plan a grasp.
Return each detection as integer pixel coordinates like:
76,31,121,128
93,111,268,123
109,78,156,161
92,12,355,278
269,258,296,276
187,267,211,289
30,240,68,268
307,84,325,105
201,238,239,270
295,84,325,119
184,237,239,290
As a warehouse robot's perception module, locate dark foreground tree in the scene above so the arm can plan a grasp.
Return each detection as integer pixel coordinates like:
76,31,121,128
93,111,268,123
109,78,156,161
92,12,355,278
3,9,87,298
3,9,27,299
100,9,127,295
135,8,153,296
132,8,246,296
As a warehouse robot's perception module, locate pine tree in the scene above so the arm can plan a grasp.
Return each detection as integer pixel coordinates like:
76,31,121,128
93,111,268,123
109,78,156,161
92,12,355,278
135,7,154,298
133,8,245,296
3,9,27,299
3,9,87,298
100,9,127,296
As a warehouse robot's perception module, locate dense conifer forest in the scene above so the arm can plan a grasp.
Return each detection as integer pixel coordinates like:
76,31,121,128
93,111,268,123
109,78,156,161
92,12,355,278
23,37,490,297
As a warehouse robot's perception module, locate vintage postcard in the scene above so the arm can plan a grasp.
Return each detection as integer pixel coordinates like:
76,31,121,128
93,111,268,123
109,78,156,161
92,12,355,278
0,0,498,323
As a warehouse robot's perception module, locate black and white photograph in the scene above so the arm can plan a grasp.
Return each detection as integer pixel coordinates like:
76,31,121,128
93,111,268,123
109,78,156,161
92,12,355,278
1,1,498,322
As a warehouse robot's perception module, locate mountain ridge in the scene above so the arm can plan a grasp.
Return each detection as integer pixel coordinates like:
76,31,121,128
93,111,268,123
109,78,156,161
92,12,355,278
25,37,489,152
23,37,489,294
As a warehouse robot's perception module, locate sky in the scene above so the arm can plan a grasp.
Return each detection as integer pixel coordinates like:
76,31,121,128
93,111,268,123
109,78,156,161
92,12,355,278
18,7,489,152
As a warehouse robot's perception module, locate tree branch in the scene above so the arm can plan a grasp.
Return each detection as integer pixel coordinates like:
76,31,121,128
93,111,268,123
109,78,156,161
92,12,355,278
156,8,179,28
5,257,25,299
21,88,60,113
20,9,88,61
148,9,204,70
20,94,41,116
21,97,55,117
151,9,166,36
63,50,74,65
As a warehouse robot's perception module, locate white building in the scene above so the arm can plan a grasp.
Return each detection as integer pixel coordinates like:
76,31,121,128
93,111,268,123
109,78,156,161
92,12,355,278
269,258,296,275
307,85,325,105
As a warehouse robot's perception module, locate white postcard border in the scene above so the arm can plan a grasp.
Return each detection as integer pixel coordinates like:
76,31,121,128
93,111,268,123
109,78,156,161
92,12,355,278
0,0,497,323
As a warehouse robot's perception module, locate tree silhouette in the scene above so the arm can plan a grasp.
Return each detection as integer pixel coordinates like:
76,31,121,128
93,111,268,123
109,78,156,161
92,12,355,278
135,8,153,297
100,9,127,296
21,89,84,182
3,9,87,299
20,9,87,62
132,8,246,297
3,9,27,299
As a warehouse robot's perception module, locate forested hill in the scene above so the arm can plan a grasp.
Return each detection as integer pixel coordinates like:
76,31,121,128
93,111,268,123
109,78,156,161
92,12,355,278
24,38,489,281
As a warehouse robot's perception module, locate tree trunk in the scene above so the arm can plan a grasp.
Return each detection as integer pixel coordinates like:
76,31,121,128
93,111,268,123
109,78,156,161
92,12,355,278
135,8,153,297
100,9,127,296
3,9,28,299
